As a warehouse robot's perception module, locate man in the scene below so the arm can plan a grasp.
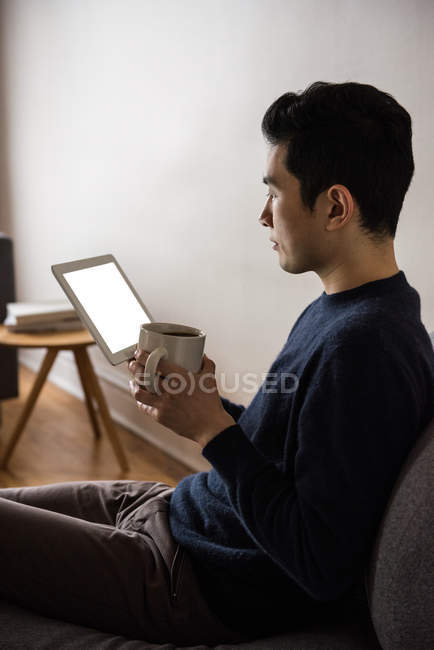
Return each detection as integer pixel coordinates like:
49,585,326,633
130,82,434,638
1,81,433,646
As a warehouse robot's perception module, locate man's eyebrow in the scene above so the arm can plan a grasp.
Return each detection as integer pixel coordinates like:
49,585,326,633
262,175,280,188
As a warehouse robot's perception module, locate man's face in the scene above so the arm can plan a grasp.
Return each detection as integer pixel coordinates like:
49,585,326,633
259,144,332,275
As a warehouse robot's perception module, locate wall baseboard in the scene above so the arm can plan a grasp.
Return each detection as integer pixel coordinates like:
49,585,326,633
19,347,211,473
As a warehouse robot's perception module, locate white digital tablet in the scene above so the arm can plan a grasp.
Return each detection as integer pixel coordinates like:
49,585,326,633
51,254,154,365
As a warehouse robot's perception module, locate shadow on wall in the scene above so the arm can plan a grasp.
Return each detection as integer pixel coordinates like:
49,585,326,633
0,4,13,237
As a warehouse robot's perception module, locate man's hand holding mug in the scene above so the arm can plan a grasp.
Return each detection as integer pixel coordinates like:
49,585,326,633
128,322,235,448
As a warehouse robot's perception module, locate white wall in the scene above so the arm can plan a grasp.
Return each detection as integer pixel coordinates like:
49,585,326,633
1,0,433,471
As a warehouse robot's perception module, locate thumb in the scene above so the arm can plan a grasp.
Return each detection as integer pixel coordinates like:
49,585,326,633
201,353,216,373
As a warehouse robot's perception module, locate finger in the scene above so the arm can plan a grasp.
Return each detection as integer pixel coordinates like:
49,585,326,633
137,401,159,418
133,367,167,392
130,379,160,418
131,361,165,389
134,348,148,363
200,354,216,373
129,379,162,404
135,351,187,378
131,369,167,396
128,360,139,374
129,360,155,381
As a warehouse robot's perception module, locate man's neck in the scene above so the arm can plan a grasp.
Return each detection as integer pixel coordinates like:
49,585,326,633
319,243,400,295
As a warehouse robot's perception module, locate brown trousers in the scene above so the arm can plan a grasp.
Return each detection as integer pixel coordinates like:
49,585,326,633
0,480,248,646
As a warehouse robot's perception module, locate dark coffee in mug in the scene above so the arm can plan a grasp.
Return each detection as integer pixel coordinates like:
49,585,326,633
162,331,198,337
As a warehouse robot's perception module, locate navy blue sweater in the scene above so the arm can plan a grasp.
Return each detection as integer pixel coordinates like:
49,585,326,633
168,271,434,637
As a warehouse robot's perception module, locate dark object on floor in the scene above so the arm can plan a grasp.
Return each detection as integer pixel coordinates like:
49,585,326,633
0,233,18,406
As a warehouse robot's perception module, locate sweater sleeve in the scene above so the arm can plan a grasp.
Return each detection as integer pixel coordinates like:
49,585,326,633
203,341,422,601
220,396,246,422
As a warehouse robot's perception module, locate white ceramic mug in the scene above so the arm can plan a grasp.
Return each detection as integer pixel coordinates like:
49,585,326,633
138,322,206,394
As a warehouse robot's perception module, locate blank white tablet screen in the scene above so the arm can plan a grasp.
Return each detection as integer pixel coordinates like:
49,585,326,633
63,262,150,353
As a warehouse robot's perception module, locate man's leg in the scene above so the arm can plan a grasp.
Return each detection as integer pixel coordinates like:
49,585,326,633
0,480,247,645
0,479,161,525
0,480,178,640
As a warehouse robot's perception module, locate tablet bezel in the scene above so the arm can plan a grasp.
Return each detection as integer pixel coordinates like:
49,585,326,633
51,254,155,365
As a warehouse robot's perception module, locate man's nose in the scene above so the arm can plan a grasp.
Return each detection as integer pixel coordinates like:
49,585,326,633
258,199,273,227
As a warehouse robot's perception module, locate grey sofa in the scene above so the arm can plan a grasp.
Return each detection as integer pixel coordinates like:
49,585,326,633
0,411,433,649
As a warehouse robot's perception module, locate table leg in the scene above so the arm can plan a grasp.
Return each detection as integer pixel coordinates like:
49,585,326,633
0,348,58,468
79,347,129,472
73,348,102,440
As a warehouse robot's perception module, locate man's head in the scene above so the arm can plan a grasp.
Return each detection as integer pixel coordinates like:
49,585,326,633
259,81,414,281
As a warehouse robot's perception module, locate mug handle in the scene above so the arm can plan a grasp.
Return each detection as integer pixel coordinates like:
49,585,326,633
143,346,168,394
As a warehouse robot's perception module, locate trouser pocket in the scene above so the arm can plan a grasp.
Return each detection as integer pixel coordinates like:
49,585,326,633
170,544,185,603
131,502,183,603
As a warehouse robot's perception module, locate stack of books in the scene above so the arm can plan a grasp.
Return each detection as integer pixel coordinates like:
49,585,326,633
3,300,85,333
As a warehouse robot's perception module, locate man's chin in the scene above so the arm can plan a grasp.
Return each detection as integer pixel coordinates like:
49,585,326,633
280,256,310,275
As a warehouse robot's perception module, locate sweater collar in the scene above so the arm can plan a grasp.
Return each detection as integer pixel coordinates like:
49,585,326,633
320,270,407,305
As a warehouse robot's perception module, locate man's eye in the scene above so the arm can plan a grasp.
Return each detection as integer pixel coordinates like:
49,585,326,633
266,191,276,200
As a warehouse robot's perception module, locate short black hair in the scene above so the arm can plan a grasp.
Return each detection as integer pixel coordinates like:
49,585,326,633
261,81,414,241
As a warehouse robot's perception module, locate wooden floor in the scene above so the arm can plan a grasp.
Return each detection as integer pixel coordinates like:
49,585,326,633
0,364,193,488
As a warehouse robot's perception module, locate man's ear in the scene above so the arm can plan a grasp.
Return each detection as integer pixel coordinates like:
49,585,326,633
325,184,354,232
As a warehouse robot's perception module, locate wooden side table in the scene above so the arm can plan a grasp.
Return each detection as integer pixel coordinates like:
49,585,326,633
0,325,129,471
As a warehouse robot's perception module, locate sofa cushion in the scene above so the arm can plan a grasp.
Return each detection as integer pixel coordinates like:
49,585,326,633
0,597,381,649
367,415,434,650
